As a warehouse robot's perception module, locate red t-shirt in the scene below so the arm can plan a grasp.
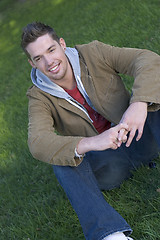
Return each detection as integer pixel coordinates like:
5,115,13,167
65,85,111,134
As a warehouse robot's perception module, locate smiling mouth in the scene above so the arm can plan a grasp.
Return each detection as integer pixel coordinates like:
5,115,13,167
49,64,60,73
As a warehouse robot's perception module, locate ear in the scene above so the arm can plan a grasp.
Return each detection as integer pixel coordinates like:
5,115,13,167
28,59,36,68
59,38,66,51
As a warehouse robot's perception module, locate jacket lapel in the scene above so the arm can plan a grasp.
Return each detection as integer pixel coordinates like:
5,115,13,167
57,98,94,125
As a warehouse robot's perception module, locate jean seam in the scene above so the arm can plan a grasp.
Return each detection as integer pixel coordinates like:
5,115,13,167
85,158,107,199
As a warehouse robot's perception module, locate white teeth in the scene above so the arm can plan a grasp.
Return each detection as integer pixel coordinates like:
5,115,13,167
50,65,58,71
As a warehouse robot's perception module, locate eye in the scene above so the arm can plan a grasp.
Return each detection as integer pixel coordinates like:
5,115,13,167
35,57,41,62
49,48,55,53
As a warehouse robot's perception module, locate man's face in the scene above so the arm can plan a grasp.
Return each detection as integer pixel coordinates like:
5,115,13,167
26,33,70,84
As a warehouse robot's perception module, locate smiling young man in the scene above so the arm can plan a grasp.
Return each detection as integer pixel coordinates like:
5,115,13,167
21,22,160,240
27,34,75,89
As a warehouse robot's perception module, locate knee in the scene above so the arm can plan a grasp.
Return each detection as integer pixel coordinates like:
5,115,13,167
94,164,133,190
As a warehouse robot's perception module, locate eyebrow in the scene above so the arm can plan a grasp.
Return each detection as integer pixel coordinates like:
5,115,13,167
33,44,56,61
48,44,56,51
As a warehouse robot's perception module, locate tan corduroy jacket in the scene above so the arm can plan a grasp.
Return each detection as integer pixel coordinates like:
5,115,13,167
26,41,160,166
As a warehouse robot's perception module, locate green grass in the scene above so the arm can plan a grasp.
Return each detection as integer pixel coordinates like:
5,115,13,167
0,0,160,239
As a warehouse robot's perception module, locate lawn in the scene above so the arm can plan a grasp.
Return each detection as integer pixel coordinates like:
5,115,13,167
0,0,160,239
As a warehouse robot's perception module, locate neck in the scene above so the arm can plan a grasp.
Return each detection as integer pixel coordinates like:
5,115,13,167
61,76,76,90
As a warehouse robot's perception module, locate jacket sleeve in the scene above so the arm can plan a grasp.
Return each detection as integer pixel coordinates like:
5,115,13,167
27,89,83,166
96,41,160,110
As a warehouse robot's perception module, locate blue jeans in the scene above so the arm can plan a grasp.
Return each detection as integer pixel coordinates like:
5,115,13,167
53,111,160,240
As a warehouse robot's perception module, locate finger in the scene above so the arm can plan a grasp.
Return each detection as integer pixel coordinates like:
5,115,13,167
115,136,125,148
111,142,118,150
117,140,122,148
136,126,144,141
114,138,121,147
117,132,128,147
117,128,125,141
126,128,136,147
118,128,128,142
113,123,128,145
122,134,128,143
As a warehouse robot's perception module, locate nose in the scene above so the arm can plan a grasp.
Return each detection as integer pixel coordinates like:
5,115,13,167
44,54,53,66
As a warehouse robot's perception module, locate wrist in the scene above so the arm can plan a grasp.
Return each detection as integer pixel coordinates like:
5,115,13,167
76,137,95,155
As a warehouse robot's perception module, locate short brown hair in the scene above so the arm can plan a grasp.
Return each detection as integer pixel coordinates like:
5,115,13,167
21,22,60,58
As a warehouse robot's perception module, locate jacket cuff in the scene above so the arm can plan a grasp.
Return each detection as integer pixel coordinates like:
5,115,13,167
75,148,85,160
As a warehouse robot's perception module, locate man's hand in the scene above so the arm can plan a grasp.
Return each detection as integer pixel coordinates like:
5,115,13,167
118,102,148,147
77,123,128,155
